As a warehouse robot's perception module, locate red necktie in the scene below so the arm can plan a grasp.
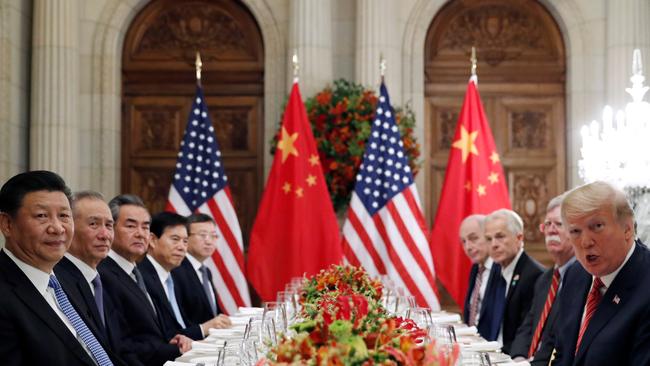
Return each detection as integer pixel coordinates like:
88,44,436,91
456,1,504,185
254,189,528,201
528,268,560,358
468,265,486,326
575,277,604,354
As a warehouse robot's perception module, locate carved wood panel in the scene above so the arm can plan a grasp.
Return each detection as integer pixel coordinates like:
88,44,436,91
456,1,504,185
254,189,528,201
425,0,566,310
122,0,264,249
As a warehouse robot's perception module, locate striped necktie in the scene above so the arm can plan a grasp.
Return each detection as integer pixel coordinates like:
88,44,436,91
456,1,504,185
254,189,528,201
468,264,485,326
528,268,560,357
48,275,113,366
575,277,604,354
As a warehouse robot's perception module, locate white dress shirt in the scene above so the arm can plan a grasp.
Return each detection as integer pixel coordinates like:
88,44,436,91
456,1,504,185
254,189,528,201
146,255,173,299
65,253,99,296
108,249,136,280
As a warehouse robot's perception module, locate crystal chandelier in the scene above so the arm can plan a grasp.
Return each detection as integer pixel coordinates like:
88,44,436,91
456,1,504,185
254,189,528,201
579,49,650,242
579,49,650,193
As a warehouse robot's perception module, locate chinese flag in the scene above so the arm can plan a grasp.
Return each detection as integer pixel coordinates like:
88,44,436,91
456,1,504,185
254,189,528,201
247,82,343,301
430,78,511,308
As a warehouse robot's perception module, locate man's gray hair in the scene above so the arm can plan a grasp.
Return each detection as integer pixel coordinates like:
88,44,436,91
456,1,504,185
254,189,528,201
546,192,567,213
460,214,486,232
108,194,146,221
485,208,524,235
71,190,106,214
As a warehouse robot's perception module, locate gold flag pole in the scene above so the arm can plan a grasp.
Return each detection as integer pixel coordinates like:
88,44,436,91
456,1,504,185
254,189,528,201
292,50,299,83
470,46,478,84
379,53,387,83
195,52,202,87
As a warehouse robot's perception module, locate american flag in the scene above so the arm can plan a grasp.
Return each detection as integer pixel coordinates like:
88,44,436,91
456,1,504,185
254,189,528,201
166,86,252,314
342,82,440,310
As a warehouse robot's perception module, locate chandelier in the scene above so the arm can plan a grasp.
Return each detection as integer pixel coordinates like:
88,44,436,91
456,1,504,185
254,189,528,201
579,49,650,242
579,49,650,193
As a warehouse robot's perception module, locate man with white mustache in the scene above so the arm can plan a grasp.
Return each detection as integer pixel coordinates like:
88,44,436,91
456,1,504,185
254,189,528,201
510,194,575,364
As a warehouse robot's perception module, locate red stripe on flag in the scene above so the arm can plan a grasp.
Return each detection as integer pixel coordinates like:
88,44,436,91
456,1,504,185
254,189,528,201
210,249,245,308
348,208,386,274
165,202,177,213
371,213,428,307
386,200,436,288
207,198,245,273
341,238,361,268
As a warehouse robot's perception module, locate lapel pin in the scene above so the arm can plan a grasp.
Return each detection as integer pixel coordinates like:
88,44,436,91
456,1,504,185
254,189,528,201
613,295,621,304
512,274,520,286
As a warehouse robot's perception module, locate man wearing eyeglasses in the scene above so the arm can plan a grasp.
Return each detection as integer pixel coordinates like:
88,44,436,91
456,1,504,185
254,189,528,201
139,212,230,343
172,213,231,329
510,194,575,364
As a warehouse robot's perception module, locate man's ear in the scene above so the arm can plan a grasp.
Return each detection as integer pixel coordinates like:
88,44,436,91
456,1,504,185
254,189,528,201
0,212,13,238
148,233,157,250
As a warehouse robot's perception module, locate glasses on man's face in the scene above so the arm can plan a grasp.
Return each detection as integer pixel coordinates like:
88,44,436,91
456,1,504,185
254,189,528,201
190,232,219,241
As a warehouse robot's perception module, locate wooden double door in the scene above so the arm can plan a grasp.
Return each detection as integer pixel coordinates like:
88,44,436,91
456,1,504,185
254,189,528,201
121,0,264,241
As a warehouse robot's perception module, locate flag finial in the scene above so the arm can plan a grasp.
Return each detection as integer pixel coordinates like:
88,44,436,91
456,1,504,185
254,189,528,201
469,46,478,83
380,53,387,81
292,50,299,83
195,52,202,86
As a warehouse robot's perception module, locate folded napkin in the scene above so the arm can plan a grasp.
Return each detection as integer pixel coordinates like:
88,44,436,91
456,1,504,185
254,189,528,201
238,306,264,314
453,325,478,336
163,362,197,366
461,341,501,352
229,316,252,325
497,362,530,366
208,328,245,337
431,313,461,324
191,341,224,351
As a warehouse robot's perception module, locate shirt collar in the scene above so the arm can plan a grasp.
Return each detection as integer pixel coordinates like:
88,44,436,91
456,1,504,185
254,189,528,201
108,249,135,275
599,243,635,289
482,256,493,271
64,253,98,284
501,248,524,280
186,253,203,271
557,256,577,280
3,248,52,296
146,254,170,283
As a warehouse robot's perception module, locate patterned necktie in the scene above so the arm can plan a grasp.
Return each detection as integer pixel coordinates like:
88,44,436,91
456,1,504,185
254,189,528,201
91,274,106,326
48,275,113,366
200,266,218,316
575,277,604,354
132,267,156,314
528,268,560,357
165,276,186,328
468,265,485,326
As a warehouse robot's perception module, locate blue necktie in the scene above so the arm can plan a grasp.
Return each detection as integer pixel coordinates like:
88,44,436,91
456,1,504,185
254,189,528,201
165,276,186,328
48,275,113,366
491,275,507,341
200,266,217,316
91,274,106,326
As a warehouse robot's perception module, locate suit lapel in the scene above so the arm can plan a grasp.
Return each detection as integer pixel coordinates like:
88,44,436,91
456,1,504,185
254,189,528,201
0,253,95,365
575,246,640,362
105,257,160,324
185,260,214,313
139,259,179,327
59,258,106,335
506,252,527,305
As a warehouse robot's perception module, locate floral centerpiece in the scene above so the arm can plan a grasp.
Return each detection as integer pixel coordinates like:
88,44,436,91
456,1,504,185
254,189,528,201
272,79,422,213
258,265,459,366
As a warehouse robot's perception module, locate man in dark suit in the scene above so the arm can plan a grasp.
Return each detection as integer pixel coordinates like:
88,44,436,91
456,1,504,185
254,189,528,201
54,190,128,360
173,213,231,327
459,214,501,340
139,212,230,341
551,181,650,366
98,194,191,366
510,194,575,364
0,170,119,365
482,208,545,354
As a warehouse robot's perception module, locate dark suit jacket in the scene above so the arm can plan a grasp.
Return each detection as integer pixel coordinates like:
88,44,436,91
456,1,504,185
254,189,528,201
98,256,180,366
172,257,219,326
552,243,650,366
481,251,544,354
510,265,566,364
138,257,203,340
464,262,502,341
0,250,118,365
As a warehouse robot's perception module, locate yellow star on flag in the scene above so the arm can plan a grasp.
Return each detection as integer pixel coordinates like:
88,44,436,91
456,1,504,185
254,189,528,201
477,184,486,196
488,172,499,184
490,151,500,164
452,126,479,163
295,187,304,198
277,127,299,163
308,154,320,166
306,175,316,186
464,181,472,191
282,182,291,194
